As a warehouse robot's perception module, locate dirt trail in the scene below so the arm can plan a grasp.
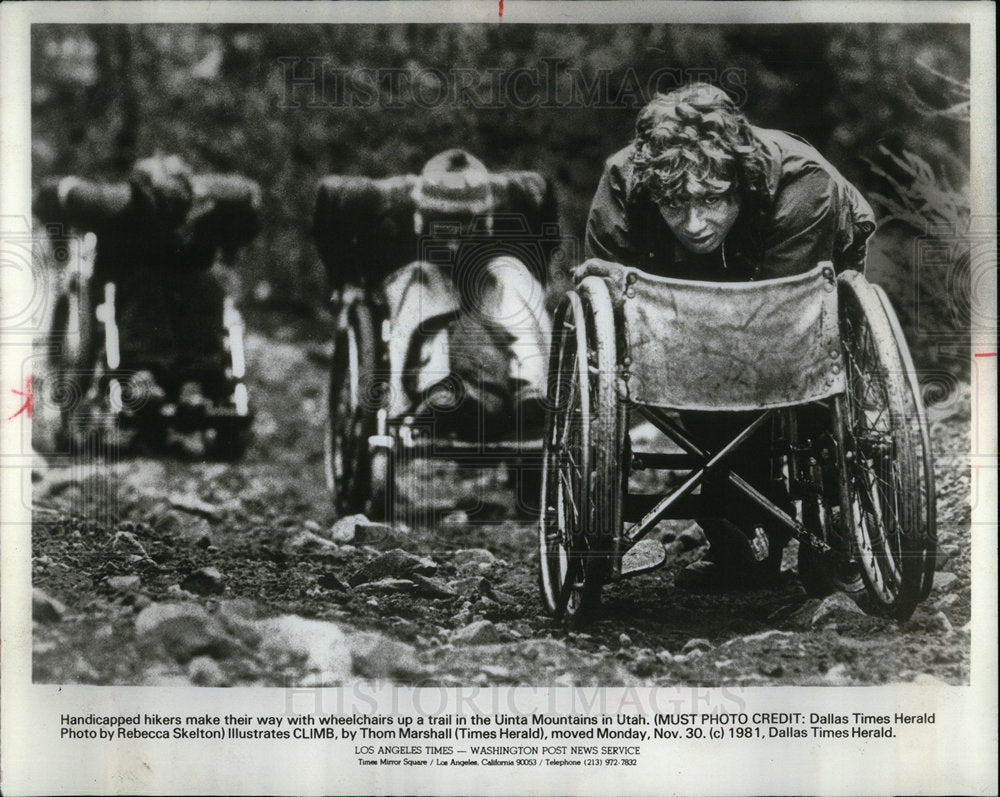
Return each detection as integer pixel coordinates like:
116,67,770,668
31,316,972,686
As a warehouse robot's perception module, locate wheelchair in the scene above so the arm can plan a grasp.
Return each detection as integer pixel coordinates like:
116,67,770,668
324,280,545,523
46,231,253,459
538,261,936,624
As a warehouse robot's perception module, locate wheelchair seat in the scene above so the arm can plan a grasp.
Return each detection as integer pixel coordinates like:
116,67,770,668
590,259,845,411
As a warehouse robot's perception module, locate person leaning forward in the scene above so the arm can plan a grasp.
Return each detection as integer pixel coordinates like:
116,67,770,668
584,84,876,283
582,83,877,592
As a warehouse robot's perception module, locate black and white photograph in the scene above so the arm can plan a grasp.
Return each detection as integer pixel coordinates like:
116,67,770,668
1,2,996,795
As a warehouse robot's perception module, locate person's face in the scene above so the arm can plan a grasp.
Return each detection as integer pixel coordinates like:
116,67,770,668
657,179,741,254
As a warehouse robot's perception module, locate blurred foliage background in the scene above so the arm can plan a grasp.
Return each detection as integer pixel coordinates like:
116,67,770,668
31,24,973,375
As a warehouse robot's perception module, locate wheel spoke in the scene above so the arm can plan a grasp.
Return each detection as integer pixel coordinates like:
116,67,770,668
838,276,930,618
559,467,580,528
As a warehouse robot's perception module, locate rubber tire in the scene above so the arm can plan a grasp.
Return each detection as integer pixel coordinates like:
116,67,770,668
577,276,622,621
538,278,620,626
325,302,378,515
539,291,594,621
838,271,923,622
870,284,937,601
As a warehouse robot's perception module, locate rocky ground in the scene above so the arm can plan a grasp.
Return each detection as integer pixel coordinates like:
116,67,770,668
31,313,973,687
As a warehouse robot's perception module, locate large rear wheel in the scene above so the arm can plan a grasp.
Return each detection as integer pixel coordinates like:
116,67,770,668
837,271,927,621
870,283,937,601
538,278,620,624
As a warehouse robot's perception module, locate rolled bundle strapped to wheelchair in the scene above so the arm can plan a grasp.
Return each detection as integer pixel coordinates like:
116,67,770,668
539,260,936,624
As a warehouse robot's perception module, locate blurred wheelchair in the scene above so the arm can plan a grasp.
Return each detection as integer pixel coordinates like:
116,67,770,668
538,261,935,624
46,229,253,459
322,252,549,523
314,164,564,521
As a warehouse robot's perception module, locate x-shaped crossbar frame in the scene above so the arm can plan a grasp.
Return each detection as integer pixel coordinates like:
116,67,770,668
624,405,831,554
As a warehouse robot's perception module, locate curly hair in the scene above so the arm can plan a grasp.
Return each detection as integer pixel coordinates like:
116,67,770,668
629,84,771,261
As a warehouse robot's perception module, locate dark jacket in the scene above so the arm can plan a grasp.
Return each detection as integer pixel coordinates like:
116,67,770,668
585,127,876,281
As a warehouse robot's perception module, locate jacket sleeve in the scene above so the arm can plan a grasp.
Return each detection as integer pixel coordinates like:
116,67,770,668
584,154,639,267
833,178,876,273
761,165,876,278
32,177,131,232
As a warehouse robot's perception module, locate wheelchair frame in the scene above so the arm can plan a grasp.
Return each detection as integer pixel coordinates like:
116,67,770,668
47,232,253,459
324,287,545,522
537,270,936,625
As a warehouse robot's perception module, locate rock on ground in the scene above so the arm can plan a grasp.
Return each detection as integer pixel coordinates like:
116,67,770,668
135,602,238,663
285,530,339,554
788,592,866,629
432,637,639,685
349,549,437,586
410,574,457,599
932,571,959,593
451,549,496,567
187,655,227,687
450,619,500,646
349,631,425,681
257,615,352,686
329,514,364,543
168,494,221,521
107,575,142,591
180,567,226,596
32,588,66,623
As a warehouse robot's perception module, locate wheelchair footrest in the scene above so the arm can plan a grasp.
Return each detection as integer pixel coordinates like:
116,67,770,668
618,539,668,578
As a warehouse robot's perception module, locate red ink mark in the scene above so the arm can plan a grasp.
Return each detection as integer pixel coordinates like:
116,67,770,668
499,0,503,17
974,352,997,358
8,376,33,420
